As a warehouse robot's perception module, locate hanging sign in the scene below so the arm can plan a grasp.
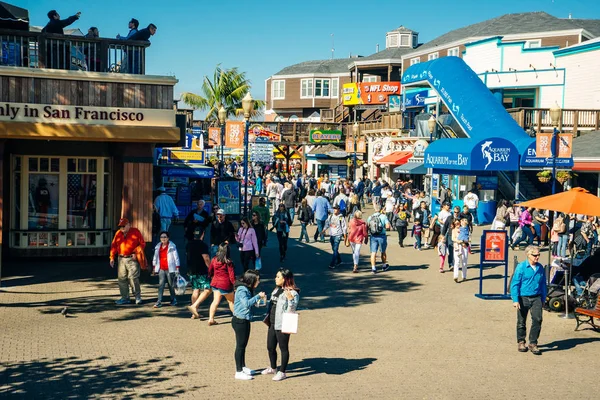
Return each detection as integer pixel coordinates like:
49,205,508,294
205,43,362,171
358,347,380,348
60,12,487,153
309,129,342,143
225,121,244,148
208,127,220,146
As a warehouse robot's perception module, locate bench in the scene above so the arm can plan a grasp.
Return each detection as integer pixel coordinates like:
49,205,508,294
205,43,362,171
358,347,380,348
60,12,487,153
574,296,600,332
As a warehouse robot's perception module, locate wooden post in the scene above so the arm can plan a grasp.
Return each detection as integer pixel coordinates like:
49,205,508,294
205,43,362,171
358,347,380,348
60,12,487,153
595,111,600,131
536,110,542,133
387,65,392,81
573,110,579,135
519,110,525,128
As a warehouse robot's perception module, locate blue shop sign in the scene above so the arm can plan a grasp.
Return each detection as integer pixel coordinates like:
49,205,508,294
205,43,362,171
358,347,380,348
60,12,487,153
424,137,519,171
520,141,573,168
476,176,499,190
403,90,429,108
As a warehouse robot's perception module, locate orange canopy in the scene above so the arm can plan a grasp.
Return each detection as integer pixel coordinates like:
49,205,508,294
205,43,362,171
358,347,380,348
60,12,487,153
376,151,412,165
518,187,600,217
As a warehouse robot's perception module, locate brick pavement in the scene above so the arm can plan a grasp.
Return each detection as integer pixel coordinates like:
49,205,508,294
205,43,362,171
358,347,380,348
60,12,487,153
0,206,599,399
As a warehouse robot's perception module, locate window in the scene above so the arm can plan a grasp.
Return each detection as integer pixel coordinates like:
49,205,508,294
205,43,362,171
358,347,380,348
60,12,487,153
387,33,399,48
410,58,420,66
272,80,285,100
331,78,339,98
28,157,60,230
362,75,378,82
301,79,313,98
525,40,541,49
315,79,330,97
400,35,409,46
428,52,439,61
67,158,98,229
447,47,459,57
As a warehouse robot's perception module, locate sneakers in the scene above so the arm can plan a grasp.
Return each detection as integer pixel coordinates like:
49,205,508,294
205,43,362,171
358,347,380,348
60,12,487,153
235,371,253,380
528,344,541,355
453,278,459,283
115,298,131,305
439,269,444,273
170,299,178,306
135,298,142,305
328,264,335,270
261,367,276,375
518,341,528,352
382,264,390,272
242,367,256,376
371,268,377,275
153,302,162,308
272,371,287,381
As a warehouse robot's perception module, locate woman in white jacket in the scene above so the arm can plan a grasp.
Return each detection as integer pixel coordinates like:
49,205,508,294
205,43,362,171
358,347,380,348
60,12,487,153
152,231,181,308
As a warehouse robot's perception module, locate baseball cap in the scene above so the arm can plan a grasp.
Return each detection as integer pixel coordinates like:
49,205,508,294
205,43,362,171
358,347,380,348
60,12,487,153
333,205,340,209
157,186,166,192
117,218,130,227
216,209,226,215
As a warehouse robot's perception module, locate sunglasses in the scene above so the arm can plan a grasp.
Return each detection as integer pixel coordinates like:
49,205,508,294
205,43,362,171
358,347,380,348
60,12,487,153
530,253,540,257
160,236,168,239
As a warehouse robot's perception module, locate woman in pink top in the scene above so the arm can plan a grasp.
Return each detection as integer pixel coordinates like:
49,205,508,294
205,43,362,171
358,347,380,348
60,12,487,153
347,210,368,273
512,207,535,249
235,217,260,272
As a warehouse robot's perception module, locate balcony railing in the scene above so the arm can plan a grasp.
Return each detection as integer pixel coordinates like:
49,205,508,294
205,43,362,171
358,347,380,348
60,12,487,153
0,29,150,74
507,107,600,134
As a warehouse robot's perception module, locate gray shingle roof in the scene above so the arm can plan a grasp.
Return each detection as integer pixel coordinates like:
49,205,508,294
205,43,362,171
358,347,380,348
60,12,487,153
392,25,418,34
573,131,600,158
409,12,600,53
274,58,352,76
352,46,416,62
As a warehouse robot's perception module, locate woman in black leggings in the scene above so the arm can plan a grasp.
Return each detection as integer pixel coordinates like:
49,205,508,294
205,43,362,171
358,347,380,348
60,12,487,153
273,204,292,262
261,268,300,382
231,270,266,380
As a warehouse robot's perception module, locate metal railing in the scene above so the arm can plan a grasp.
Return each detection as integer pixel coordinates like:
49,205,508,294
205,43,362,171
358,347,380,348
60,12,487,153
0,29,149,74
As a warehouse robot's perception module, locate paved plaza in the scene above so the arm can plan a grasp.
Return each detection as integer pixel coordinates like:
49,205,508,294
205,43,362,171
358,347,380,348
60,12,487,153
1,207,599,399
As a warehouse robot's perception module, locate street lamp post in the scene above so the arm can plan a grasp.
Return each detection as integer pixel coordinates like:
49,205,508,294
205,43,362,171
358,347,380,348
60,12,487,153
428,115,436,142
549,102,561,195
242,92,254,217
218,106,227,178
352,122,359,180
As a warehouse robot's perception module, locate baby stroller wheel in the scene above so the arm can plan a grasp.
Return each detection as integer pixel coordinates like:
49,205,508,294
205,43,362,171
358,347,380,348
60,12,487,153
548,297,564,312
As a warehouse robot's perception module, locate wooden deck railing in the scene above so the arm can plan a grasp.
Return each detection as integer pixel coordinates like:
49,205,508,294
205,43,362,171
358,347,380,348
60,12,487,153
507,107,600,134
0,28,150,74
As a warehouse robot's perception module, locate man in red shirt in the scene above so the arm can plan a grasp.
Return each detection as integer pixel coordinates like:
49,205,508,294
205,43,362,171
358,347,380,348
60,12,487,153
110,218,146,305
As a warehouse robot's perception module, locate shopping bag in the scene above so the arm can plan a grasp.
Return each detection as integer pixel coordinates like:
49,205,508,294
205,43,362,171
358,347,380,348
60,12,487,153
511,226,522,243
175,274,188,296
255,257,262,271
281,312,298,334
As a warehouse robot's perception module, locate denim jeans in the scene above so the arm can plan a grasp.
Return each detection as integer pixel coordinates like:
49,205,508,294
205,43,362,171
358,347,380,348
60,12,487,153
557,234,569,258
160,217,172,232
516,295,543,345
330,235,342,266
299,222,310,242
288,208,295,226
469,208,478,225
210,244,219,258
573,275,587,296
533,224,542,245
314,218,326,242
414,234,422,249
513,226,535,247
157,269,176,303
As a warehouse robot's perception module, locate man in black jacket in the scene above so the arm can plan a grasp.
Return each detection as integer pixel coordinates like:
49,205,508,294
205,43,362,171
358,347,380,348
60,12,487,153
126,23,156,73
184,200,211,241
42,10,81,69
209,209,235,257
129,23,157,41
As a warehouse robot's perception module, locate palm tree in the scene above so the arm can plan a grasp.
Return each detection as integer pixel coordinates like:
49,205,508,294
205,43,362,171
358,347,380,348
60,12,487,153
180,65,264,123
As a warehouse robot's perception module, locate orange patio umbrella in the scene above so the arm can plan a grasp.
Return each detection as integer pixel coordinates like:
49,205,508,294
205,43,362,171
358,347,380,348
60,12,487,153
517,187,600,217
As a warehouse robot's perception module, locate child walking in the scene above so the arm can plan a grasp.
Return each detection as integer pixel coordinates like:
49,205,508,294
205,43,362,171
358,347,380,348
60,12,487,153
437,236,447,273
411,220,422,250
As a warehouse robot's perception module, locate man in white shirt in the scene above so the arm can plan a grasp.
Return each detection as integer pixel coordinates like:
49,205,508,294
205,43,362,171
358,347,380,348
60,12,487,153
463,189,480,225
154,187,179,232
320,178,332,200
266,178,280,214
332,190,349,216
325,205,347,269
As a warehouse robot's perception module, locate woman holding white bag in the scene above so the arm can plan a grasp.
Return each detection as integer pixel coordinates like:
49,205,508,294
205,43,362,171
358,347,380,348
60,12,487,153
261,268,300,382
491,199,509,230
152,231,181,308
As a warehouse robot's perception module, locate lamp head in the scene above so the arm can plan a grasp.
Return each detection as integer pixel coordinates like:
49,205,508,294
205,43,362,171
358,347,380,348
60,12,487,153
352,122,359,135
242,92,254,120
218,106,227,124
549,102,561,127
427,115,436,134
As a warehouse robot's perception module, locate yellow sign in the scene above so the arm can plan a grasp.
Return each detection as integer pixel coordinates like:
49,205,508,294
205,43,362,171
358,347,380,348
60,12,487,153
342,83,361,106
168,150,205,164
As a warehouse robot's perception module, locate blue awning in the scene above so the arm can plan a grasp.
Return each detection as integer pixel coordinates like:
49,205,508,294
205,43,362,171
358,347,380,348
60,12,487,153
424,137,520,172
159,164,214,178
394,160,426,174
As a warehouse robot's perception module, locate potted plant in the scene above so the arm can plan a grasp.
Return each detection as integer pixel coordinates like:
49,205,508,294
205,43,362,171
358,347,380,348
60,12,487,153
556,171,573,184
537,170,552,183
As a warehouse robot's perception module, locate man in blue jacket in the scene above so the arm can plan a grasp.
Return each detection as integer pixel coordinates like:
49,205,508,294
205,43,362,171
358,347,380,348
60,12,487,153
510,245,547,355
312,189,332,242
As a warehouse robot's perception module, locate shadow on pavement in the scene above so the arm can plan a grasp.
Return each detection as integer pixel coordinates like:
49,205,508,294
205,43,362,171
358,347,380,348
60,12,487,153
539,337,600,352
0,355,204,398
286,357,377,378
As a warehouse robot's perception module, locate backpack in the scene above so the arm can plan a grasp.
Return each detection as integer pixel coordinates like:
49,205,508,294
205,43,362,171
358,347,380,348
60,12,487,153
339,198,346,212
553,217,566,234
369,213,384,235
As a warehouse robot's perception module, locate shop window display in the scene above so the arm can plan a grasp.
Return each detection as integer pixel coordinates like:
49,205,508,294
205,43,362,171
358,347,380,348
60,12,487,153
28,174,59,229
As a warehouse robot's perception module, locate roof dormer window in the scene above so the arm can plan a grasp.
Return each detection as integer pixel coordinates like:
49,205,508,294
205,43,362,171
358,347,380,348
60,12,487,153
387,33,399,48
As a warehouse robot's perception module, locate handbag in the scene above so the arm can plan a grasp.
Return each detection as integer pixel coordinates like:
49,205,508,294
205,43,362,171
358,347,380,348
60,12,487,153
255,257,262,271
281,312,298,334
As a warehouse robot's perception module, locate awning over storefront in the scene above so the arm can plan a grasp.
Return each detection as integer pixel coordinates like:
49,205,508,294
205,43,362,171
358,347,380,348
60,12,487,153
573,161,600,172
394,160,426,175
159,164,215,178
376,151,412,165
424,137,520,172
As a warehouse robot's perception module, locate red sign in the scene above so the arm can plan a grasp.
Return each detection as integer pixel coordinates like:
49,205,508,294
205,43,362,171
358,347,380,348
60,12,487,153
208,127,220,146
483,231,507,262
249,124,281,143
359,82,401,105
536,133,552,158
225,121,244,148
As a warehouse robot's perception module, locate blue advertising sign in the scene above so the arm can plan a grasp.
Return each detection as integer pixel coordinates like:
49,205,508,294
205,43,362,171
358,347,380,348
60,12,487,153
403,90,429,108
176,185,192,206
520,140,574,168
476,176,499,190
218,180,240,215
389,95,402,113
160,166,214,178
402,57,532,156
424,137,519,171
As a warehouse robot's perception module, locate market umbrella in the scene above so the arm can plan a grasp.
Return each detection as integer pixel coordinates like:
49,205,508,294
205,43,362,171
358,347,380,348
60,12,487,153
518,187,600,319
518,187,600,217
0,1,29,30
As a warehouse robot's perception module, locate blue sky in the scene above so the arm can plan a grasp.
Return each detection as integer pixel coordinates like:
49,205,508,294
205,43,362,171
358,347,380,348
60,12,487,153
10,0,600,106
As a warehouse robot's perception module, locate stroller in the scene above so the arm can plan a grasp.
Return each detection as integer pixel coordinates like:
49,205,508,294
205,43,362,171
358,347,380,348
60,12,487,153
546,255,588,312
574,273,600,310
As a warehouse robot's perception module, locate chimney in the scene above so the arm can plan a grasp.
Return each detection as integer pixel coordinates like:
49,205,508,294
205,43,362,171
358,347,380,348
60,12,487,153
568,13,572,19
376,43,379,52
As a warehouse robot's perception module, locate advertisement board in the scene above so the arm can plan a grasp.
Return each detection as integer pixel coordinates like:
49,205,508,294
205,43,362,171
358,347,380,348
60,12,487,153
342,82,401,106
167,150,205,164
225,121,244,148
309,129,342,143
345,138,366,153
483,230,507,263
217,180,240,215
208,127,220,147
